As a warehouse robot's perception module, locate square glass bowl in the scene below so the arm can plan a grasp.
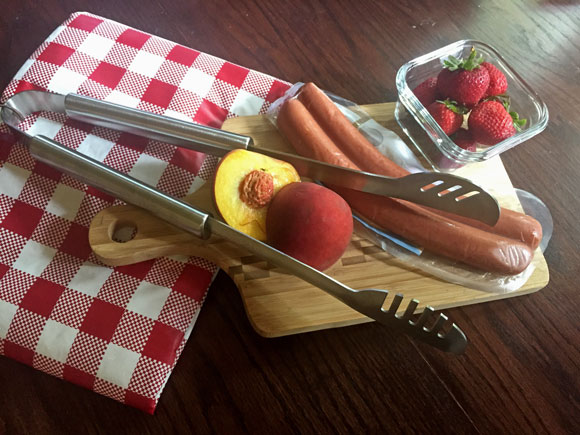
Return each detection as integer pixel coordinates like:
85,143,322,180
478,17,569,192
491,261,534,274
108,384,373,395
394,40,548,171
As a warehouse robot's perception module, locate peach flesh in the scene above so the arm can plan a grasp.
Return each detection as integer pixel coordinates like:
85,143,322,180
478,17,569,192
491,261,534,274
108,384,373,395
213,149,301,241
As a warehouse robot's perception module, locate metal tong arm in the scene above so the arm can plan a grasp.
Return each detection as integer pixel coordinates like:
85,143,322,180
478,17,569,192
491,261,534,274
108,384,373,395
1,91,499,225
65,93,251,157
62,94,499,225
26,135,466,354
30,135,210,240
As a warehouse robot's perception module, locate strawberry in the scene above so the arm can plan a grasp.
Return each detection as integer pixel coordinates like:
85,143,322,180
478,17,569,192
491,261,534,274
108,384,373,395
481,62,508,97
427,100,466,136
468,99,526,145
452,128,476,151
438,128,476,170
437,48,490,108
412,77,439,107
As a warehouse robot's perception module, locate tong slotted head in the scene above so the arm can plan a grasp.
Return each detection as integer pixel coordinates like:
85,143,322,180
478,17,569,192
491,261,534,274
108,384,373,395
374,170,496,220
256,149,499,225
1,91,468,354
340,289,466,354
2,91,499,225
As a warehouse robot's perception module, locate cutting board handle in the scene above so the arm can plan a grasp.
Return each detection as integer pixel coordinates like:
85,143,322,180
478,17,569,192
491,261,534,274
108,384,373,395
88,182,249,271
89,203,197,266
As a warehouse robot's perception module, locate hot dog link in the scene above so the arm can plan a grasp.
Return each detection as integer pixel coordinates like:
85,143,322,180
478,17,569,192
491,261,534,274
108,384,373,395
334,186,533,275
277,93,534,274
297,82,542,251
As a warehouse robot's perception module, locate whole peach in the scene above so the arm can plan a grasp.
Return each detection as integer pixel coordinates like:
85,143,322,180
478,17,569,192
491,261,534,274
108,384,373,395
266,182,353,271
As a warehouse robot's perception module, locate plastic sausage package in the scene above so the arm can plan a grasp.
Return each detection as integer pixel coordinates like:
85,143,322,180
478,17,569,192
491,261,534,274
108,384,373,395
266,82,552,294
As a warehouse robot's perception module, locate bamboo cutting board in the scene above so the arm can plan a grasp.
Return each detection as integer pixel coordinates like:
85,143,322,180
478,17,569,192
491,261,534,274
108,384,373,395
88,103,550,337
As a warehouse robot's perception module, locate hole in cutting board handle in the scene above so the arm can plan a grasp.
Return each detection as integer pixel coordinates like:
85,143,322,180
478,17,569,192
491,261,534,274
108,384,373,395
111,220,138,243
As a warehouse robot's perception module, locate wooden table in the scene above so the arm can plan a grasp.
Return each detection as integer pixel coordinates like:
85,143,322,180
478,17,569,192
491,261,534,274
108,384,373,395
1,1,578,433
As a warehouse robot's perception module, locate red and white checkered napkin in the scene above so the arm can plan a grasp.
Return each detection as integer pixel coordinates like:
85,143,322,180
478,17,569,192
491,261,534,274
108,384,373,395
0,11,290,413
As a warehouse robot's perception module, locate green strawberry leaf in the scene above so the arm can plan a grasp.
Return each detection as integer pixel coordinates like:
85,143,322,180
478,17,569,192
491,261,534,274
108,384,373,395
510,111,527,131
437,99,469,115
443,47,485,71
443,55,462,71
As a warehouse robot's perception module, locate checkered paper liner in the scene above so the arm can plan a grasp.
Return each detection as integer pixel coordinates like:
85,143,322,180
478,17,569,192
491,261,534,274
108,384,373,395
0,11,290,413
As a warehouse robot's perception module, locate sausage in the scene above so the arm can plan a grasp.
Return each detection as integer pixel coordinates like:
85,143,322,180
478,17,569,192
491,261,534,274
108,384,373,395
277,98,359,170
296,82,543,251
334,187,533,275
276,97,534,274
297,82,409,178
428,207,542,251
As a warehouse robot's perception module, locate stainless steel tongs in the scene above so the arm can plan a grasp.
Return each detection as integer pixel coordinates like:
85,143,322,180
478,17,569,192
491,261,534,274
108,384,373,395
2,91,500,225
1,90,468,353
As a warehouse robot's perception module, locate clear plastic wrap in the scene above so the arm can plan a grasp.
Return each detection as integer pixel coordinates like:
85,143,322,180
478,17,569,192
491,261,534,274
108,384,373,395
268,82,426,173
353,191,552,294
266,82,552,294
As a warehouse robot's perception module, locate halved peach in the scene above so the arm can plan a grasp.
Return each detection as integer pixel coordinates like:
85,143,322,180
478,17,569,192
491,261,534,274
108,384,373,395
213,149,301,240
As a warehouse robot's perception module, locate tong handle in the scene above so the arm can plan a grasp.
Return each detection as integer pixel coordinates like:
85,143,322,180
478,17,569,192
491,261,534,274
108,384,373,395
29,135,211,239
64,94,252,157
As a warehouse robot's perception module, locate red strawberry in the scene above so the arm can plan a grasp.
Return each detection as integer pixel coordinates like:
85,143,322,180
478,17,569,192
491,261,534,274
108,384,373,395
427,100,466,136
413,77,439,107
481,62,508,97
468,100,526,145
452,128,476,151
437,48,490,108
437,128,476,170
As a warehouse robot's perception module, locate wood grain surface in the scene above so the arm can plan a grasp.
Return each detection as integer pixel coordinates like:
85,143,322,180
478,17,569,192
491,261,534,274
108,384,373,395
1,1,579,434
